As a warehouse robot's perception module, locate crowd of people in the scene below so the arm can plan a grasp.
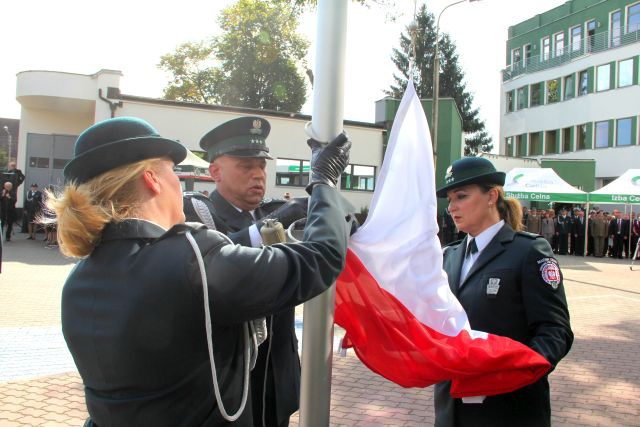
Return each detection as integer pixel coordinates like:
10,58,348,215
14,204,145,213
442,204,640,260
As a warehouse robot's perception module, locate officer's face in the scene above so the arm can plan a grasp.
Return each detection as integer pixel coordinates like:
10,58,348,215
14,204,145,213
446,184,498,237
210,156,267,211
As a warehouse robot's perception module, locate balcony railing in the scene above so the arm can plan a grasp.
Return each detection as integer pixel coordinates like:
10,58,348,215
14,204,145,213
502,24,640,82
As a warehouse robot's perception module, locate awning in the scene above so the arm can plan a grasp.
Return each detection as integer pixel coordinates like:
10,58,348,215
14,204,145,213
504,168,588,203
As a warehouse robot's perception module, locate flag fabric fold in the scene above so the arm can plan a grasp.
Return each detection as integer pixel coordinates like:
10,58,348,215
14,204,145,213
334,81,551,397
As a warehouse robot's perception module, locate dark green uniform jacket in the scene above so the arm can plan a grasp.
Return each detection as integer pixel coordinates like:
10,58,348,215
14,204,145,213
62,185,354,426
435,224,573,427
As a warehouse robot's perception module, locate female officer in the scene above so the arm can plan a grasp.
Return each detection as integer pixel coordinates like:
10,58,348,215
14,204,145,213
49,117,354,426
434,157,573,427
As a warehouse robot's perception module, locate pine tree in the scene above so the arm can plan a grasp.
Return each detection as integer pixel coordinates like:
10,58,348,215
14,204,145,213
388,4,492,155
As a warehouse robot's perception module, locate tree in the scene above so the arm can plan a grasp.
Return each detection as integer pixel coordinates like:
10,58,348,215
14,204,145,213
159,0,309,112
387,4,493,155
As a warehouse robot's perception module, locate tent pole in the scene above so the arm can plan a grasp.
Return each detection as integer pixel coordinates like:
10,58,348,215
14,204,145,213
584,202,590,257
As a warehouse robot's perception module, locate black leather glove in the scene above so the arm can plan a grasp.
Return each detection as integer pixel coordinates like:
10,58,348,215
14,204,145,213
258,197,308,230
306,133,351,195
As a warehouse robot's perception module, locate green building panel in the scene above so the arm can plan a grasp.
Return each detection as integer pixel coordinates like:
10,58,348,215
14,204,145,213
634,56,639,85
506,0,638,65
586,122,593,149
540,159,596,192
608,119,615,147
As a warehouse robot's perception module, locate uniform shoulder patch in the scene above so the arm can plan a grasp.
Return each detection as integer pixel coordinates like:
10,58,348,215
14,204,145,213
516,230,539,240
537,257,561,290
443,239,463,249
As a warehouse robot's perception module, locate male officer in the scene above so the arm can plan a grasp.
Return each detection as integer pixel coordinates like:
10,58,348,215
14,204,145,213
555,209,572,255
184,116,307,427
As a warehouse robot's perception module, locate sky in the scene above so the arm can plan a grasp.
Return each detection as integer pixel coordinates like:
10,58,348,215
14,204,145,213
0,0,565,147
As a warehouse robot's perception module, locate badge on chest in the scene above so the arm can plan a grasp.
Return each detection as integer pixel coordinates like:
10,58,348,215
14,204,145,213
486,277,501,298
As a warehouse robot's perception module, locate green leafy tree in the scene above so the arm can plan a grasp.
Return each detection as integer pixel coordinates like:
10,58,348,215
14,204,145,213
387,4,493,155
159,0,309,112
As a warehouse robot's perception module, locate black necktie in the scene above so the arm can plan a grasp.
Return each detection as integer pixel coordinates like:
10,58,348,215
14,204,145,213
466,238,478,258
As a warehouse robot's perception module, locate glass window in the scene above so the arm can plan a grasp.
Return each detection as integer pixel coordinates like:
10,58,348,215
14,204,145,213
516,135,525,157
523,44,532,66
275,158,310,187
545,131,557,154
547,79,560,103
564,74,575,100
595,121,609,148
554,32,564,57
530,83,542,107
616,118,633,146
341,164,375,191
576,124,587,150
611,10,622,47
618,59,634,87
587,20,597,52
53,159,70,169
629,3,640,32
578,70,589,95
506,91,514,113
516,86,527,110
29,157,50,168
529,133,541,155
596,64,610,91
571,25,582,52
562,127,572,152
512,48,521,67
542,37,551,61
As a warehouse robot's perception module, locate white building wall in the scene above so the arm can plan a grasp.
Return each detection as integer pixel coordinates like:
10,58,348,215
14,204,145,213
15,69,383,211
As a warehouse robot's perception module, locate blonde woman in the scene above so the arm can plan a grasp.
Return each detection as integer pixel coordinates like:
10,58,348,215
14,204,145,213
434,156,573,427
50,117,354,426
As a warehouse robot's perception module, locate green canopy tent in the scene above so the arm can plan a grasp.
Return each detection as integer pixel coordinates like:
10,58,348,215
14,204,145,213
589,169,640,264
504,167,588,203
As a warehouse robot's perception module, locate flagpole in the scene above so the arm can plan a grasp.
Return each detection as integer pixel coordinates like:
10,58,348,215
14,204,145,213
300,1,349,426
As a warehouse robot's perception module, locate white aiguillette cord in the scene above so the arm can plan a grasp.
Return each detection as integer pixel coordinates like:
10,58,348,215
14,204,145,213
185,230,250,422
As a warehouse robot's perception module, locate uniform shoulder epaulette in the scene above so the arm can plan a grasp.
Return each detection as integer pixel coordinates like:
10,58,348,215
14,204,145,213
443,239,463,248
516,230,540,239
183,191,209,201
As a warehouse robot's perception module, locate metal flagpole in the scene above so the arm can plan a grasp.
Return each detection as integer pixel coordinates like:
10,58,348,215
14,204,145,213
300,1,349,426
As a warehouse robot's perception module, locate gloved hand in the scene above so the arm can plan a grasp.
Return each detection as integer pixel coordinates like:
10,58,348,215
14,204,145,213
258,197,308,230
306,132,351,195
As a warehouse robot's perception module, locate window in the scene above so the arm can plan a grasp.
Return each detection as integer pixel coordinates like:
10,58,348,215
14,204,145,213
275,158,310,187
516,86,527,110
596,64,611,91
611,10,622,47
578,69,589,95
512,48,521,67
554,32,565,57
53,158,70,169
505,136,514,155
516,135,525,157
506,91,514,113
576,124,588,150
341,164,375,191
29,157,50,168
563,74,575,100
547,79,560,103
586,20,597,52
541,36,551,61
629,3,640,33
595,121,610,148
571,25,582,52
529,133,541,155
562,127,572,152
616,118,633,146
545,131,557,154
618,59,634,87
530,83,542,107
523,44,532,66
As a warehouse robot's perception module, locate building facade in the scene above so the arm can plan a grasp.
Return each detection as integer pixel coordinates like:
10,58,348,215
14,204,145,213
500,0,640,190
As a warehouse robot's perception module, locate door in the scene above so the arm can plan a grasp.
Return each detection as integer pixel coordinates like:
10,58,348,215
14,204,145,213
25,133,76,197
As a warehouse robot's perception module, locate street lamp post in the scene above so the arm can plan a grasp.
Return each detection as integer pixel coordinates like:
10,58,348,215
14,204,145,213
2,126,11,167
432,0,481,166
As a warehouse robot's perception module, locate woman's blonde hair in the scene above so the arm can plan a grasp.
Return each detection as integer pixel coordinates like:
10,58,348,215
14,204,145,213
44,157,165,258
480,184,524,231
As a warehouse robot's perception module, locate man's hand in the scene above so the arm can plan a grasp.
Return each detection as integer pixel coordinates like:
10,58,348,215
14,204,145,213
306,133,351,195
259,198,308,229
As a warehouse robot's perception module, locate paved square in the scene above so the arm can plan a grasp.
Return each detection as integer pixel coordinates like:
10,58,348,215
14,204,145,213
1,233,639,426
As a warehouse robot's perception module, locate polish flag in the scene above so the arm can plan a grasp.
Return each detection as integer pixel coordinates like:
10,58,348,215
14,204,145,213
334,81,551,397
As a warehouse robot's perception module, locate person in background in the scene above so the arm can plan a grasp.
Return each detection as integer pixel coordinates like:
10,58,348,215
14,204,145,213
572,210,586,256
526,208,542,235
590,211,607,258
3,161,25,190
50,116,354,426
283,191,291,201
24,183,43,240
541,210,555,247
1,181,17,242
555,209,571,255
434,156,573,427
608,210,628,259
631,213,640,260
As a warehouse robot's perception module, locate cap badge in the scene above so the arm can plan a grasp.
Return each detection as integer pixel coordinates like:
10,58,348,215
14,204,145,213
249,119,263,135
445,166,454,184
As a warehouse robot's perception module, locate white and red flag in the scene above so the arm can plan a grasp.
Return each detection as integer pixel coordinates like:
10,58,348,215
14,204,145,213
334,81,551,397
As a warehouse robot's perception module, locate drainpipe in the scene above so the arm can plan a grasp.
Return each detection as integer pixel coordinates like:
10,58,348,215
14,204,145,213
98,88,123,118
